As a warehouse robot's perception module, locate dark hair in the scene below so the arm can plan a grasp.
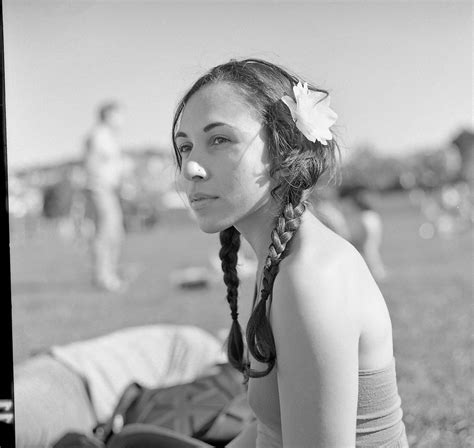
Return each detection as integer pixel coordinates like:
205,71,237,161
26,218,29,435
97,101,121,122
172,58,340,380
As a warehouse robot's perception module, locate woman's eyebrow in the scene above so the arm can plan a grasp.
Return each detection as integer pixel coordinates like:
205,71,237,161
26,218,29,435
203,122,232,132
175,122,233,139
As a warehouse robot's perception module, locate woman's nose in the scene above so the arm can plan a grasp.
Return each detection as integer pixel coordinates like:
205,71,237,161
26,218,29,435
182,160,208,181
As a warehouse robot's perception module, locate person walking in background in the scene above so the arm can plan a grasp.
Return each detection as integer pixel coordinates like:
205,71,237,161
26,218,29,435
83,101,126,292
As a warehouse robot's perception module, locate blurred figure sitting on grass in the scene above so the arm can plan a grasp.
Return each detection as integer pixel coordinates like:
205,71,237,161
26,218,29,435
83,101,126,292
340,187,387,281
310,184,387,282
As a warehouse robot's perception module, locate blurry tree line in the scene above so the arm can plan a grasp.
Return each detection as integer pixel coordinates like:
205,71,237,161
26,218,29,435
342,129,472,192
8,129,472,240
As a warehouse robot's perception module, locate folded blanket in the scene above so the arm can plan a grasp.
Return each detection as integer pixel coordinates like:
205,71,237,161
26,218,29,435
49,325,227,423
15,354,96,448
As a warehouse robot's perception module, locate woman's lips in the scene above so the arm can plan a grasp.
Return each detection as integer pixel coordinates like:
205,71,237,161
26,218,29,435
190,196,218,210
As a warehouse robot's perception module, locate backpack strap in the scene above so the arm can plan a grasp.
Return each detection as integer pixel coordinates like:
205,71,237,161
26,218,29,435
199,393,256,444
94,383,143,443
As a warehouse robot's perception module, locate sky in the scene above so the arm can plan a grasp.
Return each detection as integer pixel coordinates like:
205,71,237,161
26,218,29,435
3,0,472,170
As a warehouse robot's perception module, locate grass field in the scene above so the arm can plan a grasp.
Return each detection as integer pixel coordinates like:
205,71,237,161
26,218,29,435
10,192,473,447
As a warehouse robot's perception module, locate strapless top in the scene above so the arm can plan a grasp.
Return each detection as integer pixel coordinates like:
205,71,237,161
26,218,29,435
247,357,409,447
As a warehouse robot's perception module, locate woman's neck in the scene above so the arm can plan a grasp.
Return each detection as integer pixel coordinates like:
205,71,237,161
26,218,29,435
237,203,314,273
235,198,311,259
234,199,280,266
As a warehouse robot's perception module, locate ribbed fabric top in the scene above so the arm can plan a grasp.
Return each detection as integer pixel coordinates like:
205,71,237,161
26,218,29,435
356,358,408,447
248,357,408,448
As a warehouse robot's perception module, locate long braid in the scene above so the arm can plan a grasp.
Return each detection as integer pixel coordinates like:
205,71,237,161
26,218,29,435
218,226,246,372
246,199,306,378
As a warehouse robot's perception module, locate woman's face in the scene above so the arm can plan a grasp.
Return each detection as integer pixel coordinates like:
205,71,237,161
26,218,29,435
175,82,274,233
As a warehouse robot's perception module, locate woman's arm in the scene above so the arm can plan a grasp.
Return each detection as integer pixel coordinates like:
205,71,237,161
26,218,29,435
271,256,360,448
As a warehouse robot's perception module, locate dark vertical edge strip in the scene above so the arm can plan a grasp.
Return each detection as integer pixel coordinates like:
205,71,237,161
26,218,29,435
0,0,16,445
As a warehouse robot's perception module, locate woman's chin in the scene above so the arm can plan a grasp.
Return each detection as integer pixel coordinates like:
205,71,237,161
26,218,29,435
195,216,234,234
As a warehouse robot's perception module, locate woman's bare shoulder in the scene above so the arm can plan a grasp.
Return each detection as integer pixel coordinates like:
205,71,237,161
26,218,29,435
272,213,377,330
270,218,361,381
283,213,369,288
274,213,394,369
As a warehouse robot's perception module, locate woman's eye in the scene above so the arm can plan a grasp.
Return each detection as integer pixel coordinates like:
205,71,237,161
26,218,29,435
178,144,192,154
212,136,229,146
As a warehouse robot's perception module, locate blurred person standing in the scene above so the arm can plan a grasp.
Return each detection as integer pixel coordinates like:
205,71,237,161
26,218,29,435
83,101,126,292
341,187,387,281
308,183,351,242
452,129,474,186
310,185,387,282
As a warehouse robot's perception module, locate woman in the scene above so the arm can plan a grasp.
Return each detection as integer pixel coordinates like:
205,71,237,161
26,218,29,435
172,59,408,447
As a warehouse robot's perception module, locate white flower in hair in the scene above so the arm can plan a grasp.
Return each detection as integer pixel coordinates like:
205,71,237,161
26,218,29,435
281,81,338,145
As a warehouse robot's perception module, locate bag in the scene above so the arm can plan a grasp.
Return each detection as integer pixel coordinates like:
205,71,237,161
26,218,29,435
54,363,254,448
52,432,105,448
53,427,209,448
107,424,215,448
98,362,254,447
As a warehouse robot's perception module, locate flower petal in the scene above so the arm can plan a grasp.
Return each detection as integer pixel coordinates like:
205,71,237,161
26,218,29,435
283,80,337,145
